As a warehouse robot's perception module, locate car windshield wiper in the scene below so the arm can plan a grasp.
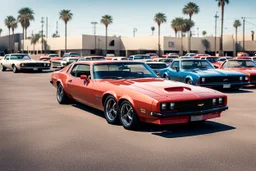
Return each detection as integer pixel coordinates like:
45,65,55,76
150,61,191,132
102,76,123,79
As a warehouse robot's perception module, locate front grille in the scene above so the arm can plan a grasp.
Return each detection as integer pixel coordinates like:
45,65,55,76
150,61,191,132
250,75,256,81
205,76,241,83
52,62,62,67
24,63,45,67
175,99,213,112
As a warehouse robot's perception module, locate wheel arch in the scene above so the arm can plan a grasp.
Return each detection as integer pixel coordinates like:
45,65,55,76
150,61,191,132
102,91,118,106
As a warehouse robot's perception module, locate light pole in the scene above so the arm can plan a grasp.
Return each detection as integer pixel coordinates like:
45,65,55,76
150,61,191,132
91,22,98,54
133,28,137,37
214,12,219,55
197,27,199,37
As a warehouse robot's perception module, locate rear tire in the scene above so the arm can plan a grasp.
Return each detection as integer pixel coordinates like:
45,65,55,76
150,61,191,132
1,65,6,71
119,100,140,130
56,83,70,104
104,96,119,124
186,78,193,85
12,65,18,73
164,74,170,80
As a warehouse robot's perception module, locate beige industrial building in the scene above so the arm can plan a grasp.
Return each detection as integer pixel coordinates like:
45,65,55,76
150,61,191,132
1,33,256,57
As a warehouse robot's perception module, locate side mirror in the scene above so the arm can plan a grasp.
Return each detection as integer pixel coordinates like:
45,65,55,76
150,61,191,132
80,75,90,82
173,66,179,71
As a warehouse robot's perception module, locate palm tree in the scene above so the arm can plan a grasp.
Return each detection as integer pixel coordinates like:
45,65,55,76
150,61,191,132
30,33,40,54
202,31,207,37
233,20,241,56
183,2,200,53
0,28,2,36
251,31,254,41
4,16,15,52
217,0,229,56
11,19,18,52
100,15,113,55
171,19,179,37
59,9,73,53
52,33,60,38
173,17,186,55
17,7,34,39
151,26,155,35
154,13,167,56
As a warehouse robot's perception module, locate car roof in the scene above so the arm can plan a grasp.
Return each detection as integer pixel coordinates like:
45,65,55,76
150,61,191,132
146,62,167,64
228,59,252,61
6,53,28,55
173,58,204,61
82,56,104,58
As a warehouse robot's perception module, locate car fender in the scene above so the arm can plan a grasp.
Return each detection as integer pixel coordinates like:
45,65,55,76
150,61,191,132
102,91,118,103
118,95,135,108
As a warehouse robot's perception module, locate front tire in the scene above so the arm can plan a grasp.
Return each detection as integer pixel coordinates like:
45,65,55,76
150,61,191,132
164,74,170,80
186,78,193,85
104,96,119,124
56,83,69,104
119,100,140,130
12,65,18,73
1,65,6,71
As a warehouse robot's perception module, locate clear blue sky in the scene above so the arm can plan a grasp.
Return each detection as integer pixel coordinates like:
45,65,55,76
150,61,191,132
1,0,256,38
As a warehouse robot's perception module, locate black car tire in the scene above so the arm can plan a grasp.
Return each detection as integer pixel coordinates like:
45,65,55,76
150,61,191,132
186,78,193,85
104,96,120,124
56,83,70,104
1,65,6,71
12,65,18,73
119,100,140,130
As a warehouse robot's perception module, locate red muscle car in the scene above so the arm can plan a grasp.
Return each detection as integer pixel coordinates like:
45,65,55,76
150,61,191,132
50,61,228,130
219,59,256,85
39,54,62,62
200,56,221,68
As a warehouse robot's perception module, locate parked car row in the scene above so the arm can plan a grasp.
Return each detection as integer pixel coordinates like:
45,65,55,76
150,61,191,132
2,53,256,131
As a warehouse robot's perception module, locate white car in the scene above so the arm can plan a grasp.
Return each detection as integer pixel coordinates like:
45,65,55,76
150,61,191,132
51,57,80,69
184,53,196,57
0,53,50,73
129,55,152,62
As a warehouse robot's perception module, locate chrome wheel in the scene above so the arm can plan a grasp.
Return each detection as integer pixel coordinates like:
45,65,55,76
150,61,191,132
120,103,134,127
186,79,193,85
164,75,170,80
106,99,118,122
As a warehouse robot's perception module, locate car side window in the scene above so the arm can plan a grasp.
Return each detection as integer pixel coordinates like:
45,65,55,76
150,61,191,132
171,61,180,69
129,56,133,60
70,64,91,78
4,55,10,60
222,61,228,68
63,54,69,57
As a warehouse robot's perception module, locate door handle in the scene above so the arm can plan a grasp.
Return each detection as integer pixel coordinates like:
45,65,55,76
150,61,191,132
68,79,72,83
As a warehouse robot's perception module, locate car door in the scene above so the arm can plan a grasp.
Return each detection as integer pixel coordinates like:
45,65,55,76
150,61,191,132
66,64,95,107
168,61,181,81
3,55,11,69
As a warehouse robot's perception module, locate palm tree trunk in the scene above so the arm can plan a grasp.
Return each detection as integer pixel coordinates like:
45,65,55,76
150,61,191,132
181,31,183,56
175,31,177,38
220,5,224,56
22,27,25,53
8,28,10,53
12,28,15,53
105,25,108,55
33,44,35,54
152,30,154,36
235,28,237,56
25,28,27,39
65,22,67,53
188,15,192,53
158,24,160,56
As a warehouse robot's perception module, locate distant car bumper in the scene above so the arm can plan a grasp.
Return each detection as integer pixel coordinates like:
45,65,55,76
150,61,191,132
151,106,228,118
198,82,249,89
20,67,51,70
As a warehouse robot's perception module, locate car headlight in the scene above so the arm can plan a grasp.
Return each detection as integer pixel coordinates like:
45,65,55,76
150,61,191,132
44,63,46,66
161,103,167,110
212,99,217,105
201,77,206,83
240,76,243,81
218,98,223,104
20,63,25,67
245,76,248,81
170,103,175,110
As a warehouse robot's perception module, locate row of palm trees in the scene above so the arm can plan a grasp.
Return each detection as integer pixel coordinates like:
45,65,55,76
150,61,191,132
2,0,232,56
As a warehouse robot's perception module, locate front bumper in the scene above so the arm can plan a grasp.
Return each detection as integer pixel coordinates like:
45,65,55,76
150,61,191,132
198,82,249,88
151,106,228,118
20,67,51,70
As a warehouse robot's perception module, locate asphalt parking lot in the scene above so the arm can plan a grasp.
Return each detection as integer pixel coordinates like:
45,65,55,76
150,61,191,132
0,70,256,171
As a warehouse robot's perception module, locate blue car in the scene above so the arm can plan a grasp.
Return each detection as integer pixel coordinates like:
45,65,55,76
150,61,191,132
159,59,249,89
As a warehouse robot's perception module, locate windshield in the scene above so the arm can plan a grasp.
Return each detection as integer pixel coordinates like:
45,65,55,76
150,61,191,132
49,54,58,57
93,63,157,79
147,63,167,69
167,55,179,59
227,60,256,68
10,55,31,60
181,60,214,70
148,54,158,57
206,58,219,63
134,56,151,60
70,53,80,57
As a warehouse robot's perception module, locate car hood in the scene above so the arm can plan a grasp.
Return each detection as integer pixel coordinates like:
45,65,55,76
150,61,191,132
15,59,49,64
230,68,256,75
185,69,246,77
100,78,223,100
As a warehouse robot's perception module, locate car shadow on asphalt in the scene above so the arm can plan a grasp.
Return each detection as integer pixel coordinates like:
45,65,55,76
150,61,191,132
72,102,236,138
2,70,54,74
140,121,236,138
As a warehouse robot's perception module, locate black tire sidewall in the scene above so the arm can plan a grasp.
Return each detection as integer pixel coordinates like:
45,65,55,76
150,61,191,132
13,65,18,73
104,96,119,124
1,65,6,71
56,83,69,104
